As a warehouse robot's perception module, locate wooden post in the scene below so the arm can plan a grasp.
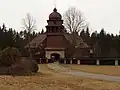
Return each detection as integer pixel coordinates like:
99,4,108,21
46,59,48,64
115,60,118,66
64,60,66,64
77,60,80,64
40,58,41,64
96,60,100,65
70,60,72,64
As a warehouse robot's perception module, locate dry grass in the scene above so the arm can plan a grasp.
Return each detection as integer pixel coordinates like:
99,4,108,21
0,64,120,90
62,64,120,76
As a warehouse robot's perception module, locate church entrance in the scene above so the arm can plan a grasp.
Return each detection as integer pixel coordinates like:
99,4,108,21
51,53,60,62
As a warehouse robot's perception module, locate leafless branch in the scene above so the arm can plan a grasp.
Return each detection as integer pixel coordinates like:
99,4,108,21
23,13,36,33
63,7,88,34
23,13,36,60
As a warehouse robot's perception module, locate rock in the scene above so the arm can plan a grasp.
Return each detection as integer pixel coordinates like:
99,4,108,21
8,64,32,76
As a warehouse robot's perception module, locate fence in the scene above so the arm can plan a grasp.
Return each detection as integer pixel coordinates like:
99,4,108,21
36,57,120,66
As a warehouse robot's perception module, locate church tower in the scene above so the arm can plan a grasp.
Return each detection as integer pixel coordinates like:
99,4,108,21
46,8,65,33
45,8,66,59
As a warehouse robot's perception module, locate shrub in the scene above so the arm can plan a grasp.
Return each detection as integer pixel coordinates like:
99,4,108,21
0,67,9,75
0,47,21,67
0,47,39,76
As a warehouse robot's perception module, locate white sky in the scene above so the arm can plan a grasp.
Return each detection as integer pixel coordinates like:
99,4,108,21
0,0,120,34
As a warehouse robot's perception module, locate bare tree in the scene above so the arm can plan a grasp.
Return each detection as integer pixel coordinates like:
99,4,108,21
63,7,88,48
23,13,36,60
63,7,88,34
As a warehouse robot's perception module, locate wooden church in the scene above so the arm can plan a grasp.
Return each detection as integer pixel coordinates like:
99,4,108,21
25,8,91,62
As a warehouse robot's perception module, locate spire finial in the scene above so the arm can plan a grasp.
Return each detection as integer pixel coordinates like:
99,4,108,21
53,8,57,12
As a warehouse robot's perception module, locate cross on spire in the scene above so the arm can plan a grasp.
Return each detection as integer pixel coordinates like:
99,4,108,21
53,0,57,8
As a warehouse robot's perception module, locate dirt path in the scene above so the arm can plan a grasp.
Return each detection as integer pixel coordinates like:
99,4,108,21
62,65,120,76
47,62,120,82
63,70,120,82
47,62,70,72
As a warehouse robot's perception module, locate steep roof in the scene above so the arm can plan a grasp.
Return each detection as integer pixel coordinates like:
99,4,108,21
25,34,46,48
64,33,89,48
25,33,89,49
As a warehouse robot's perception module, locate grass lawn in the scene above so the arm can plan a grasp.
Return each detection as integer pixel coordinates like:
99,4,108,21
62,64,120,76
0,64,120,90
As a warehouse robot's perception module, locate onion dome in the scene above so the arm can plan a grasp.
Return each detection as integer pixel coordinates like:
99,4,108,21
49,8,62,20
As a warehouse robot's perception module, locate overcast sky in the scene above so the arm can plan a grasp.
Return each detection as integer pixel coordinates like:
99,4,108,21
0,0,120,34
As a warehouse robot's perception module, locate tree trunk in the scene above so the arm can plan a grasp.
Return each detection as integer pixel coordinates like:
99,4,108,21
28,32,32,60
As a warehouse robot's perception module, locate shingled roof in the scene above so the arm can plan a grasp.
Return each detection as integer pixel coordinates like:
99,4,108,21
64,33,89,48
25,33,89,49
25,34,46,48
